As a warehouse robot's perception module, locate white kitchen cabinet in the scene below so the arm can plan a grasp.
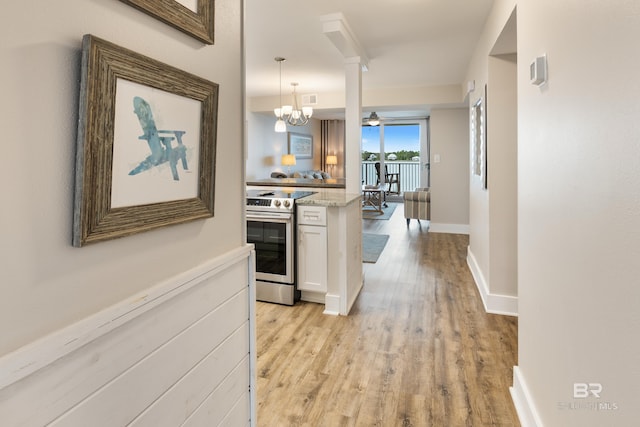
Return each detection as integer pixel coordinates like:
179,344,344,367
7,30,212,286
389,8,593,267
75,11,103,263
297,224,327,293
297,206,327,293
295,193,363,315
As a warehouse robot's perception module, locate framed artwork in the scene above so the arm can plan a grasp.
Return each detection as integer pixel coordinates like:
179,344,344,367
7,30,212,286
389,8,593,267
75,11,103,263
471,96,485,188
119,0,214,44
483,84,488,189
73,34,218,247
288,132,313,159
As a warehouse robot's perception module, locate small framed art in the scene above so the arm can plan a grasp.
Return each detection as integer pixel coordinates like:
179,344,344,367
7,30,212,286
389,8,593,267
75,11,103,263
287,132,313,159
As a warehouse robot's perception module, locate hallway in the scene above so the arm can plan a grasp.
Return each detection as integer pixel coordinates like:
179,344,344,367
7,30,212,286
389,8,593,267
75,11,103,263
256,206,519,426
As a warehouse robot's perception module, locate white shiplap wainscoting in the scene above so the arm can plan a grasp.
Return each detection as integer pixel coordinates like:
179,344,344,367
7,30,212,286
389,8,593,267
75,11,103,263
0,245,255,427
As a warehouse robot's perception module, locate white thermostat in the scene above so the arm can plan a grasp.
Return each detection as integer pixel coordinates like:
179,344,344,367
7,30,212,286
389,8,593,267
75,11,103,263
530,55,547,86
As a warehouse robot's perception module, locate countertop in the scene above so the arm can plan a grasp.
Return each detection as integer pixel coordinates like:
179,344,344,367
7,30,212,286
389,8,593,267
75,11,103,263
246,178,346,189
296,191,361,207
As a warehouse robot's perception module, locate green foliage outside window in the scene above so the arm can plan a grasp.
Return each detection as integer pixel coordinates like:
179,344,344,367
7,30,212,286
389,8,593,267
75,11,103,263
362,150,420,161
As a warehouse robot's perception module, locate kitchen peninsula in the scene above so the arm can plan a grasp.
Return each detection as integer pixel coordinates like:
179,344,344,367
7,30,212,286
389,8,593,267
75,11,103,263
295,191,363,315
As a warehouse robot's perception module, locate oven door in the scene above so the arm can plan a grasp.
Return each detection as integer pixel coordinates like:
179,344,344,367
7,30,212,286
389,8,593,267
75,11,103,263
246,211,293,284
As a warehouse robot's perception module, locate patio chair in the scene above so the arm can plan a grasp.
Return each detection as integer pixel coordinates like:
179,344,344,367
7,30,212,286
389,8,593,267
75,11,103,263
375,162,400,195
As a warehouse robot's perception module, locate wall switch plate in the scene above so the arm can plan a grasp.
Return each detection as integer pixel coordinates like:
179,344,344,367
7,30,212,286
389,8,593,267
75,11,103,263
530,55,547,86
434,154,441,163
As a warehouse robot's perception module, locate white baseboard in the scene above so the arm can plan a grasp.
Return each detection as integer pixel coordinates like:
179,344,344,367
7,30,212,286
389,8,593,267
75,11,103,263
466,246,518,316
323,293,340,316
510,366,543,427
429,222,470,234
300,291,325,304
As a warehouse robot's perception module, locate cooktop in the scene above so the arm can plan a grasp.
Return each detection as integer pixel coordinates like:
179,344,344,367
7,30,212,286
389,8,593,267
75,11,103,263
246,189,316,200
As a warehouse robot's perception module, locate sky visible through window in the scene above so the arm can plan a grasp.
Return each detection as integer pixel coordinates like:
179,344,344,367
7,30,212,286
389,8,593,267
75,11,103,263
362,124,420,154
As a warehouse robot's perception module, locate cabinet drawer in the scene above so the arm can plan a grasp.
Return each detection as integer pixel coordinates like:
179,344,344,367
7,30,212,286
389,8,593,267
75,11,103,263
297,205,327,226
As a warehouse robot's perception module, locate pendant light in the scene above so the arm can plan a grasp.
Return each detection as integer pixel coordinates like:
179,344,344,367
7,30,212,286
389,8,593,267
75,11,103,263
285,83,313,126
274,57,287,133
273,57,313,132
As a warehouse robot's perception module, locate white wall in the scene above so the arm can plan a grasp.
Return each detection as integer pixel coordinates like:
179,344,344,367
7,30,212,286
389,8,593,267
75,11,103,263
0,0,252,423
429,108,471,233
468,0,640,425
249,85,464,116
0,0,244,356
466,49,519,316
245,112,320,180
464,1,519,315
488,54,518,299
514,0,640,425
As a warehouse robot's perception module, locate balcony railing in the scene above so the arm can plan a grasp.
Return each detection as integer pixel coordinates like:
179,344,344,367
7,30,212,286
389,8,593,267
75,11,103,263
361,161,423,193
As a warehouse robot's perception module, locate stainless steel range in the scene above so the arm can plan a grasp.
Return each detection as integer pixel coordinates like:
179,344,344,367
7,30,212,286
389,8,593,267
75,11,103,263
246,189,315,305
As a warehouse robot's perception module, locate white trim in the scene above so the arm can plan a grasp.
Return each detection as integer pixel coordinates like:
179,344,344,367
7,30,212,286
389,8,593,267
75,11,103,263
510,366,544,427
466,246,518,316
323,294,340,316
429,222,470,234
247,250,257,427
300,291,326,304
320,12,370,69
0,245,254,390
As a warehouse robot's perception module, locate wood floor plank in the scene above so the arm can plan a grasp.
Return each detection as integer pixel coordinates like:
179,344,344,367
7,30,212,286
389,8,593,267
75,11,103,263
256,205,520,426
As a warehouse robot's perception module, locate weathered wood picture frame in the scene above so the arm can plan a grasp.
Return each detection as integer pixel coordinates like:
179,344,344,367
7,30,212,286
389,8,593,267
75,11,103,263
119,0,215,44
73,34,218,247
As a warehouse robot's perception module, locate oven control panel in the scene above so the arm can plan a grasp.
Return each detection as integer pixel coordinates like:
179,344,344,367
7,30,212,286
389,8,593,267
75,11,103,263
246,189,315,213
246,197,294,211
247,198,272,207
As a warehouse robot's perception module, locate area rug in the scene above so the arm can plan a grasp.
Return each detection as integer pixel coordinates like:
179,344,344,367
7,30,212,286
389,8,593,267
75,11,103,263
362,202,397,220
362,233,390,263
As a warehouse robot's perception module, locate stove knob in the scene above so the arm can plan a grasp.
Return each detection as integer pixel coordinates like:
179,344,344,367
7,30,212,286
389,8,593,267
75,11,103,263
283,200,291,208
274,200,281,207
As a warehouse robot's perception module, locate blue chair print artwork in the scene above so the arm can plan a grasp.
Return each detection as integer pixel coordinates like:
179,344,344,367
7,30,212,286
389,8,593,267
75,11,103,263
129,96,189,181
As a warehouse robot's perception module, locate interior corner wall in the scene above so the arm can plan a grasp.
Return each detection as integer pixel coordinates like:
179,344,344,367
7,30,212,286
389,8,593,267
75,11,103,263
429,108,470,232
0,0,244,359
465,1,518,307
245,112,321,180
488,54,518,298
515,1,640,425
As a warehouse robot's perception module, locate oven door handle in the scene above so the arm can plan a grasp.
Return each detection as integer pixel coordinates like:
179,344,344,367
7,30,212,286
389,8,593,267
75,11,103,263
246,212,292,222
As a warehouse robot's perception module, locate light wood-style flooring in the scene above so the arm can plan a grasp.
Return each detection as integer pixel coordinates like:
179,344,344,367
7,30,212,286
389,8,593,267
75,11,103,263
256,203,519,426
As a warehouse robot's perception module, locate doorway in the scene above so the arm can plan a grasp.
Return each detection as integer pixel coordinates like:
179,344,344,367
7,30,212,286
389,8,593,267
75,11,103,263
361,119,429,194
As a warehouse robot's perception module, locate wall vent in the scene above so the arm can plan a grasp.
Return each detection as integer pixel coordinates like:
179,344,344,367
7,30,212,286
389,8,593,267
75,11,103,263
302,94,318,105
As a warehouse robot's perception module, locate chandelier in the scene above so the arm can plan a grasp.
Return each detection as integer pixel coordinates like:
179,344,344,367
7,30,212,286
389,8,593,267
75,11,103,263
274,57,313,132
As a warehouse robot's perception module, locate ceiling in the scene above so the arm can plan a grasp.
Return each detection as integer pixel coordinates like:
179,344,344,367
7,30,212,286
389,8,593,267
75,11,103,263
245,0,495,120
